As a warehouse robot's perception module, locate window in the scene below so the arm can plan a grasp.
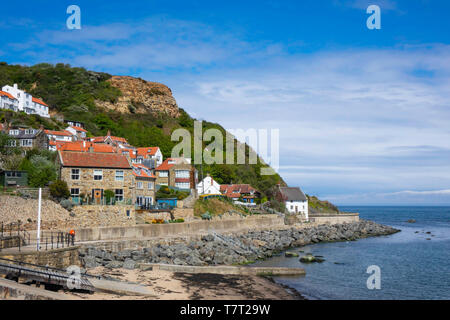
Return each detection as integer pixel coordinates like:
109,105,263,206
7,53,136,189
20,139,33,147
70,188,80,197
115,189,124,201
159,171,168,177
137,181,143,189
148,182,154,190
8,140,16,147
9,130,19,136
115,170,124,181
175,182,190,189
175,170,189,178
93,170,103,181
25,129,34,135
71,169,80,180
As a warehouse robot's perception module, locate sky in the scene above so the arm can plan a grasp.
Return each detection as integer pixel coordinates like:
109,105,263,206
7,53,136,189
1,0,450,205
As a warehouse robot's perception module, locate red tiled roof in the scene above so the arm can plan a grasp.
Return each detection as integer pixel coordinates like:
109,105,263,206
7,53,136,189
220,184,257,198
32,97,48,107
55,141,116,153
155,158,175,171
45,130,72,137
59,151,131,169
132,163,156,178
92,135,128,144
0,91,16,100
70,125,87,133
136,147,159,157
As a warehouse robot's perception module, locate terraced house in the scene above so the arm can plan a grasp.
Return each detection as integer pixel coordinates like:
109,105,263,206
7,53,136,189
155,157,198,190
2,125,48,150
58,150,135,205
133,163,156,209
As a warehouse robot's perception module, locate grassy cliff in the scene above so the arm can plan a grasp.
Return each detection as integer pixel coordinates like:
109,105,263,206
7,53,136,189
0,62,284,196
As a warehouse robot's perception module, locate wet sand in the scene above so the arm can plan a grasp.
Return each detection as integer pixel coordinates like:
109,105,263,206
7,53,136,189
64,267,305,300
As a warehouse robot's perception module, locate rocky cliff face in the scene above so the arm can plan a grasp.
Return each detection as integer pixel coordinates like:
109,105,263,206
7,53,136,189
95,76,180,117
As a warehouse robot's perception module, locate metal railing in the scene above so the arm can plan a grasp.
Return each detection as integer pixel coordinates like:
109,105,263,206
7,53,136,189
0,221,76,252
71,197,133,206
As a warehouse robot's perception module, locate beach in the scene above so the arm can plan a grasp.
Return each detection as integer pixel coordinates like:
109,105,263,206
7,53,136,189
63,266,305,300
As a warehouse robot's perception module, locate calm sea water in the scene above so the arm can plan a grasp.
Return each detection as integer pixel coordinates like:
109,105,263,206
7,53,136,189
251,206,450,300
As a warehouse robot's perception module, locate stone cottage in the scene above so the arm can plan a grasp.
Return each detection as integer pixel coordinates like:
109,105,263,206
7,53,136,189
58,150,135,205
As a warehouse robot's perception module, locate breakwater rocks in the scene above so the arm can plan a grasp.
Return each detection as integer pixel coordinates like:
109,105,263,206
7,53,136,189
79,220,400,269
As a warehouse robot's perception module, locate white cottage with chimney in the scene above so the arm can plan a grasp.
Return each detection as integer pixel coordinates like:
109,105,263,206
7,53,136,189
197,174,221,195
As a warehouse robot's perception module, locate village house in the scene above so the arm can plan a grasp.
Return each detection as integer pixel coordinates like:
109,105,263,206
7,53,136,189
3,125,48,150
155,157,198,190
123,147,163,167
45,130,74,142
197,174,222,196
58,150,135,205
0,90,19,112
65,125,87,140
132,163,156,209
64,120,85,129
1,84,50,118
220,184,259,203
90,130,131,149
277,186,309,220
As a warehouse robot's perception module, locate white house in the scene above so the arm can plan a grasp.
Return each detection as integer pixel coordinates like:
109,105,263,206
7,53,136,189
45,130,74,142
0,90,19,111
278,186,309,220
1,84,50,118
197,174,221,195
65,125,87,139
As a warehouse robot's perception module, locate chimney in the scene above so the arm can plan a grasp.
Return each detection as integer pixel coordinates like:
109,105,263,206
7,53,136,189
13,84,18,90
107,129,111,137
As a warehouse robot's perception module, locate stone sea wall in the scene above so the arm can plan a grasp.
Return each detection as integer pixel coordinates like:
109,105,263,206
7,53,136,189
78,220,400,269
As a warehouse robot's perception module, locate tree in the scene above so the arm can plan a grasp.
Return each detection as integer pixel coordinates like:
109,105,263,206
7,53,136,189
19,153,57,187
49,180,70,200
0,132,23,170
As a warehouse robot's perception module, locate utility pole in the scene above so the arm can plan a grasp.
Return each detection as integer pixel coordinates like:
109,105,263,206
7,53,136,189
36,188,42,251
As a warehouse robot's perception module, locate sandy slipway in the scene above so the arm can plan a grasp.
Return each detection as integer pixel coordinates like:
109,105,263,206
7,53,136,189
79,220,400,270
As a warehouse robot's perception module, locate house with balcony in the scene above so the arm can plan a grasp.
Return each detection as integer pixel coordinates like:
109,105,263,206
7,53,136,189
1,84,50,118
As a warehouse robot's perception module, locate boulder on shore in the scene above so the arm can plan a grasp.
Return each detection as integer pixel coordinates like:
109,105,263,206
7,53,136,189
285,251,299,258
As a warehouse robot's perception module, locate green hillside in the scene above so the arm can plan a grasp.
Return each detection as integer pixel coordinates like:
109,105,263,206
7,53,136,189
0,62,284,197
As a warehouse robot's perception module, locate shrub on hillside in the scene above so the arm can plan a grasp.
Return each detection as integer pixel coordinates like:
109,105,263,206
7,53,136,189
49,180,70,200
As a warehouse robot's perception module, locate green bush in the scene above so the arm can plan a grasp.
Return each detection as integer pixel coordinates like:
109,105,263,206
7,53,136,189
104,189,115,203
49,180,70,200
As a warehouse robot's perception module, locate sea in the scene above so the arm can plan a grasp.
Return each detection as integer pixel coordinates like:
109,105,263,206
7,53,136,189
251,206,450,300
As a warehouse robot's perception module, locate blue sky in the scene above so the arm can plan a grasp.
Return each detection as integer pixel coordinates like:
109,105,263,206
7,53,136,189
1,0,450,205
